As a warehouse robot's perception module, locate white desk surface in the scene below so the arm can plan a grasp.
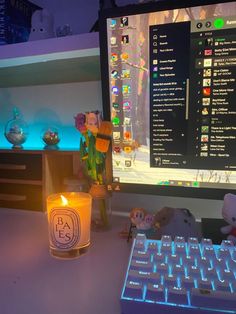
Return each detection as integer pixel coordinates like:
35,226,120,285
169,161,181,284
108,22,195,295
0,208,132,314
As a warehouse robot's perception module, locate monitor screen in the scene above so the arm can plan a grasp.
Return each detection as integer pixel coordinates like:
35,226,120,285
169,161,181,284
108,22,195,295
99,0,236,199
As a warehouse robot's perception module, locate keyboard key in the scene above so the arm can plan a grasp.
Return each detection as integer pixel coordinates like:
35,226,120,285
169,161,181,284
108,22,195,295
130,260,153,272
174,236,185,244
156,262,168,274
153,253,165,263
202,246,215,259
124,281,143,299
217,248,231,260
214,279,231,292
191,288,236,310
161,235,172,244
172,264,185,276
221,240,234,249
132,250,150,262
147,242,158,252
161,243,172,254
211,257,227,270
167,286,188,304
182,255,195,267
188,237,199,245
203,267,218,280
220,269,235,282
174,244,186,256
187,265,201,279
163,274,177,287
196,256,211,268
197,278,212,290
188,244,201,258
201,238,213,247
181,276,195,290
128,269,161,284
228,258,236,272
145,283,165,302
167,254,180,265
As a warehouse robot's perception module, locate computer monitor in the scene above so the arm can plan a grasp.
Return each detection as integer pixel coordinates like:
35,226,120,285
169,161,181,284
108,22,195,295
99,0,236,200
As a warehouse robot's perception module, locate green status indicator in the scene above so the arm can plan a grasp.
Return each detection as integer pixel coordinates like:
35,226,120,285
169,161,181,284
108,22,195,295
214,18,225,29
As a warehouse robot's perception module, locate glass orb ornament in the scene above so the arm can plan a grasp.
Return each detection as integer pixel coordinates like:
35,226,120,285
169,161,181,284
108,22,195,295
41,127,60,149
5,108,28,149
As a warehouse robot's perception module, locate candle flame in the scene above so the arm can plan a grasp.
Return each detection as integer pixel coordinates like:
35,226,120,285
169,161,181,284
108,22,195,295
60,195,68,206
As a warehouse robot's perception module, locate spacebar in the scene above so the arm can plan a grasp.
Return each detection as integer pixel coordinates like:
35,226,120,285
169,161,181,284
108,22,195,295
191,288,236,310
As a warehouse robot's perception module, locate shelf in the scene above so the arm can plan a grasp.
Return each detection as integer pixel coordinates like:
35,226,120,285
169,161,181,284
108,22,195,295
0,32,101,87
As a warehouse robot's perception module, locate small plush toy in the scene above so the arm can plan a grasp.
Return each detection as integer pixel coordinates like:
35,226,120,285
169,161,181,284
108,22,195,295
128,208,155,241
130,207,146,229
221,193,236,244
154,207,199,239
28,9,54,41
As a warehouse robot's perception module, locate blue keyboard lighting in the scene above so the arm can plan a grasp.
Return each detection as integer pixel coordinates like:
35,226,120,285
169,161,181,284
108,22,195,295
121,234,236,314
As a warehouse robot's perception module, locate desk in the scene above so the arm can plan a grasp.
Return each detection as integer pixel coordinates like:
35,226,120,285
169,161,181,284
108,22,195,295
0,209,131,314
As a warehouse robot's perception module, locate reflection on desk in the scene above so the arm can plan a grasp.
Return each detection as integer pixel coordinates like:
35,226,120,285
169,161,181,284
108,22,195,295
0,208,131,314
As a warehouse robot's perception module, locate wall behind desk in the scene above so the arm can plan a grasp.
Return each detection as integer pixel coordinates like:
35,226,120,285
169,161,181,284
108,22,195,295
0,81,102,148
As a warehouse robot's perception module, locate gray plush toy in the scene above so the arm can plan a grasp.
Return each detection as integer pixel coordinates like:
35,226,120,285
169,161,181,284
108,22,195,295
154,207,199,239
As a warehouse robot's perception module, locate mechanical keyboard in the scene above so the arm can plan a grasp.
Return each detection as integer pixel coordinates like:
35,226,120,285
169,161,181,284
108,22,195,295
121,234,236,314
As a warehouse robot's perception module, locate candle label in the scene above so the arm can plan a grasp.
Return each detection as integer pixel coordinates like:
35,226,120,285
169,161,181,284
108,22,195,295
50,207,80,249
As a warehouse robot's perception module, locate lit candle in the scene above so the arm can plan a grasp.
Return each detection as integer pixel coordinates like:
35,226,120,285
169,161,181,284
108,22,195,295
47,192,92,258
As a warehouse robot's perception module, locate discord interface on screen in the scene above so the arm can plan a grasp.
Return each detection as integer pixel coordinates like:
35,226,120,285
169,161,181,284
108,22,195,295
107,3,236,189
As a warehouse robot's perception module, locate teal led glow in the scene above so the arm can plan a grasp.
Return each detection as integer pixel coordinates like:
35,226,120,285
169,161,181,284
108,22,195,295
214,18,225,29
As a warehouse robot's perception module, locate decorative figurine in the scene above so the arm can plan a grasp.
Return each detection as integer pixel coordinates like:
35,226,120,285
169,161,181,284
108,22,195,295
42,127,60,149
5,107,28,149
128,207,155,241
221,193,236,244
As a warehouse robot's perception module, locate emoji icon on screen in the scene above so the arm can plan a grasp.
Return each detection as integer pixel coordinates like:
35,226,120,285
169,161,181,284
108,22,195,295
114,146,121,153
111,70,119,79
123,101,131,110
202,98,210,106
110,19,117,28
112,86,119,95
124,131,131,140
201,125,209,133
203,87,211,96
112,116,120,126
201,143,208,151
124,146,132,153
204,59,212,67
122,85,131,95
113,132,120,140
121,35,129,44
123,117,131,125
202,107,209,115
121,69,130,79
204,49,212,56
110,37,117,45
125,160,132,167
203,79,211,87
120,17,128,27
121,52,129,61
111,53,118,62
205,38,213,46
112,102,119,109
203,69,212,77
201,135,209,142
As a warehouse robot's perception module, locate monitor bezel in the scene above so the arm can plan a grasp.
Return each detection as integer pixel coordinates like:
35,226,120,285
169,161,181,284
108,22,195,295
99,0,236,200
